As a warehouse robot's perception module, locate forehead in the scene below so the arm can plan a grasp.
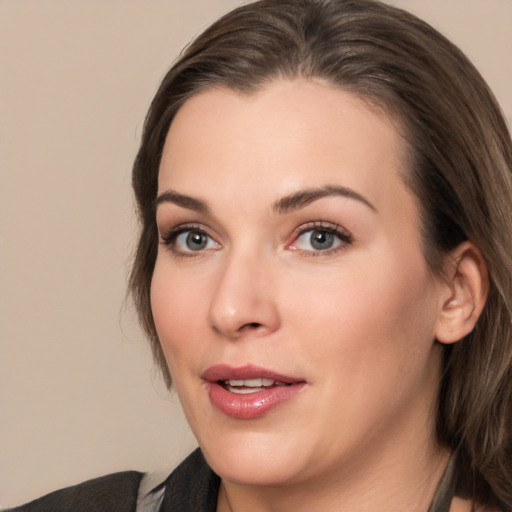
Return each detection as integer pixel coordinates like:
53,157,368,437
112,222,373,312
158,79,410,215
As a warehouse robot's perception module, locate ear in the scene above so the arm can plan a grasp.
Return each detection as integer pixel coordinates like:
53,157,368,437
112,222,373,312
435,242,489,345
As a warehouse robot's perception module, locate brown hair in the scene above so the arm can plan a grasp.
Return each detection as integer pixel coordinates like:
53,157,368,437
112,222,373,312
129,0,512,506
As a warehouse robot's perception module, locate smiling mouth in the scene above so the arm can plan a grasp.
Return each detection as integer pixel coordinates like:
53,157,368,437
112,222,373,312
220,378,292,394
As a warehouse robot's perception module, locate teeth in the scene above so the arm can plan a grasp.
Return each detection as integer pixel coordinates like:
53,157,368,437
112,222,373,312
224,378,279,387
243,378,263,387
228,387,262,395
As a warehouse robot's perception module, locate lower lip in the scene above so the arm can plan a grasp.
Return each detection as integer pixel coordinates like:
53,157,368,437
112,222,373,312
206,382,306,419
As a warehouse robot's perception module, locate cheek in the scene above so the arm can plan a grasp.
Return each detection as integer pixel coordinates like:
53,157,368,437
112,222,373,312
281,251,440,439
281,248,439,371
150,260,210,371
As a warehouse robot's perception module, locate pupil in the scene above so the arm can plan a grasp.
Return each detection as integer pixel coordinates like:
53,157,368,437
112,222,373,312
311,230,333,250
186,232,207,250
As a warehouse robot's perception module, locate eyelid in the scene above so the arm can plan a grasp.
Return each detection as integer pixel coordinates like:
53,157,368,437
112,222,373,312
286,221,353,254
159,223,221,255
159,222,204,242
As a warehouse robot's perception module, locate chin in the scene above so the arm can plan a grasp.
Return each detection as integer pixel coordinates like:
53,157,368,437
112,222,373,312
199,429,310,487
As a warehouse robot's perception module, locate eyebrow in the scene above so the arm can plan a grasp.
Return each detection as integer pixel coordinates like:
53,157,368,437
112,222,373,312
154,184,376,216
272,185,377,214
154,190,210,214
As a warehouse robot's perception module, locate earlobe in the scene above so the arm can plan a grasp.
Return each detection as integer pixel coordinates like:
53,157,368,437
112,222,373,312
435,242,489,345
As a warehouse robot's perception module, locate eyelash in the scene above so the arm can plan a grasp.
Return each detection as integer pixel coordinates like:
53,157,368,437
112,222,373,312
158,221,353,257
288,221,353,256
159,223,218,258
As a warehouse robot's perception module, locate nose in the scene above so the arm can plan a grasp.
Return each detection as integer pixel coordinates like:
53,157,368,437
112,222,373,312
208,249,281,339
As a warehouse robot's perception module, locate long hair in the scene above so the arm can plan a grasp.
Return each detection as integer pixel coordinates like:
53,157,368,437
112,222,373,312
129,0,512,506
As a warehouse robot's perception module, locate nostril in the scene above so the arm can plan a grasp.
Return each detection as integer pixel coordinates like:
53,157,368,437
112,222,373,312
240,322,262,332
246,322,261,329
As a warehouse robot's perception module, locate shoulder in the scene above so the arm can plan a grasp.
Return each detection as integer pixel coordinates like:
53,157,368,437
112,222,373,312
5,450,219,512
5,471,143,512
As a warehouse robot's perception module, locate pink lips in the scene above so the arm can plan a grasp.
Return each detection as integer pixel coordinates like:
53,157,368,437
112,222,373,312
202,364,306,419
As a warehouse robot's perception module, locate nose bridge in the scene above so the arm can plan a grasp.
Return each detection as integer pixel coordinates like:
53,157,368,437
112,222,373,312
208,242,280,338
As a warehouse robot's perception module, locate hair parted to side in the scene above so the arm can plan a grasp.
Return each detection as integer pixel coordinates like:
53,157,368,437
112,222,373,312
129,0,512,506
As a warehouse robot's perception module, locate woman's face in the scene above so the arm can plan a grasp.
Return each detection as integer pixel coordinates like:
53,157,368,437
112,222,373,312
151,79,446,488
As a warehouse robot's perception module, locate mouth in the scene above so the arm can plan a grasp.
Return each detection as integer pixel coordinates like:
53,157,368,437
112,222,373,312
220,378,292,394
202,364,306,419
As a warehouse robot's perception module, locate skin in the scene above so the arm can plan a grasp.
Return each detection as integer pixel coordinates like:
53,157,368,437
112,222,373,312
151,79,475,511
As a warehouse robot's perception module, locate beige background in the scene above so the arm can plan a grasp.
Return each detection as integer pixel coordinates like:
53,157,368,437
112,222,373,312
0,0,510,508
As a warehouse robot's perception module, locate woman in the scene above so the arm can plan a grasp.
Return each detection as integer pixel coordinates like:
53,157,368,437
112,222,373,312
9,0,511,511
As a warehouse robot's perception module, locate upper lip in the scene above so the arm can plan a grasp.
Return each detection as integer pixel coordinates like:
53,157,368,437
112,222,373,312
202,364,304,384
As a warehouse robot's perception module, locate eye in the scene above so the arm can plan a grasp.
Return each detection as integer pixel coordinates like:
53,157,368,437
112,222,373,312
288,224,351,254
160,226,220,254
296,229,341,251
176,230,217,251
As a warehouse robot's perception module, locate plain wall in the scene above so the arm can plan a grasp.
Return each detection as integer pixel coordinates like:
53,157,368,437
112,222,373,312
1,0,510,508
